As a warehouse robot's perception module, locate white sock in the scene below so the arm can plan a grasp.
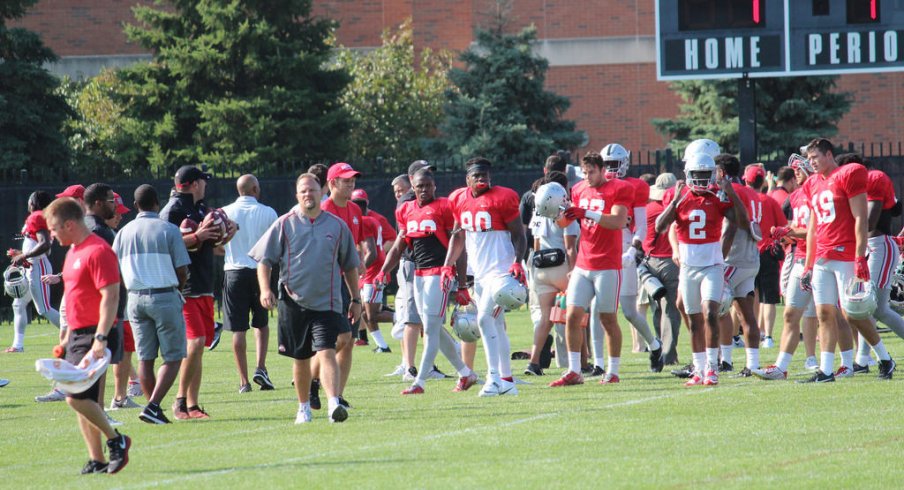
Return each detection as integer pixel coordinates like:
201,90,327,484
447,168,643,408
298,401,310,411
872,340,892,361
840,349,854,369
649,338,662,351
457,366,472,378
746,348,759,370
371,330,388,349
776,351,793,372
328,396,340,411
692,352,706,374
568,351,581,374
720,344,733,365
706,348,720,369
608,357,620,376
594,356,605,368
856,335,872,365
820,352,835,374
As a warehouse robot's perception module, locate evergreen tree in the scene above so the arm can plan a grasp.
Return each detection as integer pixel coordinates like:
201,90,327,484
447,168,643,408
653,77,852,159
0,0,72,175
439,6,582,166
117,0,350,174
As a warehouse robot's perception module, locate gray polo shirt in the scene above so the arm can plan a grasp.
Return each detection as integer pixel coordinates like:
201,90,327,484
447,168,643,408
249,208,359,314
112,211,191,290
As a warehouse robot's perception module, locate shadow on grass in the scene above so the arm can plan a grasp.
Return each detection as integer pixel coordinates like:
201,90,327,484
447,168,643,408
160,457,415,476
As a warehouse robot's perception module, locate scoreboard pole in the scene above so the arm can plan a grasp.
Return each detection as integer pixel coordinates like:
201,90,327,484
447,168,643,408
738,76,757,165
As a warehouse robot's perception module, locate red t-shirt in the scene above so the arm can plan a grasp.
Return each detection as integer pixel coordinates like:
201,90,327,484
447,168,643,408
62,233,120,330
623,176,650,231
22,210,48,240
322,198,364,244
643,200,673,258
360,216,385,284
368,209,397,247
570,178,634,270
664,187,733,245
789,188,810,259
754,191,788,252
802,163,867,261
867,170,896,210
769,188,790,207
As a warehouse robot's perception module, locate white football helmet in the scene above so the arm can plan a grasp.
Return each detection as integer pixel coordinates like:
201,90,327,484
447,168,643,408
683,138,721,161
492,274,528,310
684,153,717,192
889,274,904,315
3,266,28,299
450,303,480,342
719,282,734,317
841,278,877,320
534,182,568,219
788,153,815,175
601,143,630,179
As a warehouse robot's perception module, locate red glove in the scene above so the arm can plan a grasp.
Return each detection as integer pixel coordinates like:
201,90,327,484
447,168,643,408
52,344,65,359
509,262,527,284
800,266,813,292
455,288,472,306
374,270,387,288
770,226,791,241
440,266,455,292
855,256,870,281
563,206,586,221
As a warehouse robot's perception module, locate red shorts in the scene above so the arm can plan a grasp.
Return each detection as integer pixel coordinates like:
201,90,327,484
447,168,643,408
183,296,215,346
122,320,136,353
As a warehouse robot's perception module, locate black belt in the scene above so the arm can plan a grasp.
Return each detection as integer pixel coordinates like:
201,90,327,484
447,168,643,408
130,287,177,295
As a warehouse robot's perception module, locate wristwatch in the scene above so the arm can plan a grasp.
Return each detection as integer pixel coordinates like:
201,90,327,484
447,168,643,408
350,298,362,305
95,333,108,342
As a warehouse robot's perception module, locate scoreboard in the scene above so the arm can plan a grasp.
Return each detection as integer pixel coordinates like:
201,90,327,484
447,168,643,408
656,0,904,80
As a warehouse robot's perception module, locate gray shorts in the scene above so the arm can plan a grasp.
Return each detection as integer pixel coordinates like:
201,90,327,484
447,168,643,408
395,259,422,325
128,290,187,363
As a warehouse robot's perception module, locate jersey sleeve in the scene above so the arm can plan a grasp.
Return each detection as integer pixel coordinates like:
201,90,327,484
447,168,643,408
633,181,650,208
448,189,464,227
769,198,788,226
380,215,397,242
24,212,47,235
362,216,379,241
500,188,521,224
614,181,635,208
661,187,675,207
90,245,121,290
841,164,868,198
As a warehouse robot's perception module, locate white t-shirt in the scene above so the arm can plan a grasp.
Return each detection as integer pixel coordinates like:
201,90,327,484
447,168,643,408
529,215,579,251
222,196,278,270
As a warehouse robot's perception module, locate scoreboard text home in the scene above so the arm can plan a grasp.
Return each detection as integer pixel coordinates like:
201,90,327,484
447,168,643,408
656,0,904,80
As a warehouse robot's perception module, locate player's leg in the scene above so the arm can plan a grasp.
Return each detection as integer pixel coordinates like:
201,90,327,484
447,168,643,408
594,269,623,383
810,263,841,380
29,256,60,327
550,269,595,386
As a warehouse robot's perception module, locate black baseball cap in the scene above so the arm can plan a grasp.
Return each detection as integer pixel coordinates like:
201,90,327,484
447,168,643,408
175,165,212,188
407,160,433,177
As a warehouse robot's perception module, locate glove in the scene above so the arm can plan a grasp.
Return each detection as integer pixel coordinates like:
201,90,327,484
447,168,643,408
800,266,813,292
52,344,65,359
374,270,387,288
455,288,472,306
855,256,870,281
563,206,587,221
770,226,791,241
621,247,637,268
440,266,455,292
509,262,527,284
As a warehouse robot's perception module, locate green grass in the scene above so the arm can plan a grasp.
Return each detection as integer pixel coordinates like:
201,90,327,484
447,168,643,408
2,308,904,489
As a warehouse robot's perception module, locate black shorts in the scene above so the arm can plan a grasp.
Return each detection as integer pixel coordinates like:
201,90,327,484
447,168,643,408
223,269,269,332
339,280,354,334
277,293,345,360
756,251,782,305
65,325,121,401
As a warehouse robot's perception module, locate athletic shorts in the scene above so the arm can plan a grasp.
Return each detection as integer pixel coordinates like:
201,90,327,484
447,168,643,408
724,265,758,299
339,280,354,334
755,251,782,304
779,250,796,296
812,259,854,306
129,289,187,362
361,283,383,304
530,262,568,296
785,260,816,318
395,259,422,325
65,325,120,401
413,274,450,320
277,294,344,360
566,267,621,314
122,320,136,353
223,268,269,332
868,235,899,290
679,264,724,315
184,296,215,346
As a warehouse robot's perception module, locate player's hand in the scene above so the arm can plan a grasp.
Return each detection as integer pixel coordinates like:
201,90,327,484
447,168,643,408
766,170,776,190
770,226,791,241
194,219,220,242
52,344,65,359
563,206,587,221
455,287,472,306
855,256,870,281
374,270,388,288
800,266,813,292
621,247,637,268
348,301,363,324
10,252,30,268
718,176,733,191
509,262,527,284
672,252,681,268
674,180,686,196
440,266,455,292
89,339,106,363
260,289,277,310
41,274,61,285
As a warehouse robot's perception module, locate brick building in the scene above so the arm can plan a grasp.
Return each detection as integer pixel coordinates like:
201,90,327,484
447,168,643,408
13,0,904,156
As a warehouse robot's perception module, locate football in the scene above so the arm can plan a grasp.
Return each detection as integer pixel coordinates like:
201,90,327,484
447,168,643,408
205,208,237,246
179,218,200,252
200,209,226,244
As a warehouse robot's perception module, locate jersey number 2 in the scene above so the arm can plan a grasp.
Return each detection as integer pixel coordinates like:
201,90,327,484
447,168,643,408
689,209,707,239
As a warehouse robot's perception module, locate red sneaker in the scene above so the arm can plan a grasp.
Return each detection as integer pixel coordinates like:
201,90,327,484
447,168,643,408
834,365,854,378
703,369,719,386
684,372,704,386
453,373,479,392
401,385,424,395
187,406,210,419
354,339,369,347
599,373,620,384
549,371,584,387
172,402,190,420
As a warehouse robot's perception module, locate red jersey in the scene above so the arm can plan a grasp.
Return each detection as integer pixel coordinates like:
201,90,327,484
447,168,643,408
62,233,120,330
643,200,672,258
22,210,48,240
754,191,788,252
769,187,790,207
397,197,456,269
802,163,867,261
571,178,634,270
449,186,520,278
368,209,397,248
867,170,896,210
788,188,810,259
322,198,364,244
360,216,385,284
623,176,650,231
664,187,733,245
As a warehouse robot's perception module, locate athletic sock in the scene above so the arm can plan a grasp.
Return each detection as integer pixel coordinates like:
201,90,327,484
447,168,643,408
872,340,892,361
856,336,872,365
568,352,581,374
706,348,720,370
649,338,662,351
594,356,605,369
820,352,835,375
840,349,854,369
746,348,759,370
327,396,340,411
608,357,620,376
371,330,388,349
298,401,311,411
457,366,472,378
501,376,513,383
720,344,733,365
692,352,706,374
776,351,793,372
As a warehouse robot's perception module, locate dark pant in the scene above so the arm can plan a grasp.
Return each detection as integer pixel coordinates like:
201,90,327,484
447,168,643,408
647,257,682,365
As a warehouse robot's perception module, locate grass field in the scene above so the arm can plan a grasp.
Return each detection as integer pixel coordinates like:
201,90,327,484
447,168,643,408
2,308,904,489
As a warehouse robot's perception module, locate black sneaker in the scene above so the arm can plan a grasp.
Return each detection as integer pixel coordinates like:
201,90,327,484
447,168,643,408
852,362,870,374
588,365,606,377
798,370,836,383
510,351,530,360
329,404,348,423
372,346,392,353
649,344,664,373
310,379,321,410
338,395,351,409
718,361,734,373
580,365,594,375
138,402,171,425
81,460,108,474
734,367,752,378
523,363,543,376
253,368,275,390
670,363,694,378
878,359,896,380
106,431,131,474
208,322,223,351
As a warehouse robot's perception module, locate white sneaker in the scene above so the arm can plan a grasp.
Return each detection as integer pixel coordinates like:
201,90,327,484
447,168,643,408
499,379,518,396
384,364,406,377
732,336,745,349
127,382,143,398
402,366,417,382
752,365,787,380
478,379,518,397
105,411,124,427
804,357,819,372
478,380,501,397
426,366,450,379
35,388,66,402
295,405,313,424
109,397,143,410
762,337,775,349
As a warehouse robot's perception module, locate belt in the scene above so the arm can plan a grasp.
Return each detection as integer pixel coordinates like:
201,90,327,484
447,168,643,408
130,287,177,295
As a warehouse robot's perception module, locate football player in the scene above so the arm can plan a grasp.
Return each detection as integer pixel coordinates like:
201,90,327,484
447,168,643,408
350,190,395,353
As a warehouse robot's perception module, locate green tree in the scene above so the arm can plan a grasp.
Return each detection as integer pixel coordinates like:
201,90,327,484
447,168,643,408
653,77,852,159
115,0,350,175
334,19,452,173
439,7,582,166
0,0,72,176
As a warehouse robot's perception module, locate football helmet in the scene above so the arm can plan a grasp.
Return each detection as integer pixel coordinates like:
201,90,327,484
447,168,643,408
841,277,877,320
492,274,528,310
684,153,718,192
451,303,480,342
788,153,815,175
3,265,28,299
889,274,904,315
601,143,630,179
683,139,721,161
534,182,568,219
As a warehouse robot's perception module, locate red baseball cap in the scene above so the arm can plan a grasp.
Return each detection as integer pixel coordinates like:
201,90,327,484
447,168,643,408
743,165,766,184
351,189,369,202
56,185,85,199
327,162,361,181
112,192,130,214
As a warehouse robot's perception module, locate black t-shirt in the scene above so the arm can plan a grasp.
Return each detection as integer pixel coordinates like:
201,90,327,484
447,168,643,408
160,192,215,296
412,235,447,270
86,214,126,318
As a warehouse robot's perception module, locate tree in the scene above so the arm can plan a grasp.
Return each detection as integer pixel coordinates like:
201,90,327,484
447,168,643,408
334,19,452,173
0,0,72,176
115,0,351,175
653,77,852,159
439,3,583,166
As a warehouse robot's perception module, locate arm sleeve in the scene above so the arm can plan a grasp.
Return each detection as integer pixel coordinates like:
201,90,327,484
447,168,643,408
842,165,868,198
248,220,283,267
91,247,121,290
632,207,647,242
168,225,192,268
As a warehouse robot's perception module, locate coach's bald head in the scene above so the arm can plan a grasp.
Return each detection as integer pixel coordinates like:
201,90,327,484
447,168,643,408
237,174,259,198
